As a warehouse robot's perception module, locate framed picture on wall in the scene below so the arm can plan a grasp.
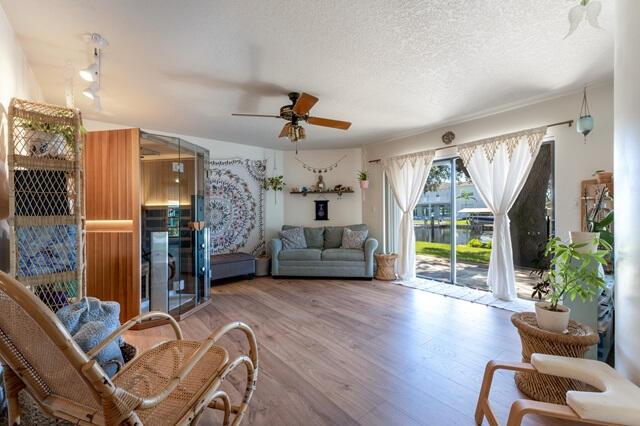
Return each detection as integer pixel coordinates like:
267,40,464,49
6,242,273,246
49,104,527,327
314,200,329,221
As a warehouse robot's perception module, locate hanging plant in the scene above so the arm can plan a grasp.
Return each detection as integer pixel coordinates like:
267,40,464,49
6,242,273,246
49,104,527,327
357,170,369,189
262,175,285,204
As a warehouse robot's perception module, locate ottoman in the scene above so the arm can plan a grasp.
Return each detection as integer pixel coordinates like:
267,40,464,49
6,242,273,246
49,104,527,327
211,253,256,281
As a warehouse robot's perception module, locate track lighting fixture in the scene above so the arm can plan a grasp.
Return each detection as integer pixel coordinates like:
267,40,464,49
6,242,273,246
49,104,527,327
79,32,107,111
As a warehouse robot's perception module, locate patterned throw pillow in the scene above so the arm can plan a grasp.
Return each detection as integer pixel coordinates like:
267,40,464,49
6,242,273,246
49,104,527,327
280,226,307,250
341,228,368,249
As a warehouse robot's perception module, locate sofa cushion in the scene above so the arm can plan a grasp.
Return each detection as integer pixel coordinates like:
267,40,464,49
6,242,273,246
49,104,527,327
282,225,325,249
324,224,368,249
279,226,307,249
279,248,322,261
322,248,365,262
341,228,368,249
304,227,325,248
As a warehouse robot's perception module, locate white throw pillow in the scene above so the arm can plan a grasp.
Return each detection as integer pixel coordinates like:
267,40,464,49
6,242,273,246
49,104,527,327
341,228,368,249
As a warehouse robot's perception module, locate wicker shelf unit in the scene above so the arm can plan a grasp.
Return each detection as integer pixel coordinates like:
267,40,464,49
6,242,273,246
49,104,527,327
7,98,84,311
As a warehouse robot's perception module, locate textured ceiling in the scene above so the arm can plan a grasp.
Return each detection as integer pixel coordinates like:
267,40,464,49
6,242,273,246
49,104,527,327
1,0,613,149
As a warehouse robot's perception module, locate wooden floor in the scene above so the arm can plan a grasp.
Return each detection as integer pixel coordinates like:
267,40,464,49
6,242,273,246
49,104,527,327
125,278,585,426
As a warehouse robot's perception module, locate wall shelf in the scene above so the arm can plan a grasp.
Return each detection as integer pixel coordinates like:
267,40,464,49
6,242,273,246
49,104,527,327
290,190,354,197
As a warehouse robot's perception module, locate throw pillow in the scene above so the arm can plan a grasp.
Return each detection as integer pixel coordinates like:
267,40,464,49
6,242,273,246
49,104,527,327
279,226,307,249
341,227,368,249
57,297,123,345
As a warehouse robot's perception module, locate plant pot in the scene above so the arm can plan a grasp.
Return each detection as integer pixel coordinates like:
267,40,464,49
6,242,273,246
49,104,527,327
359,180,369,189
255,256,270,277
569,231,599,254
577,115,594,137
535,302,570,333
595,171,613,184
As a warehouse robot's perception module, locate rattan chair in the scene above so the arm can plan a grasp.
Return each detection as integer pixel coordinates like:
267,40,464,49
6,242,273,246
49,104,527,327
0,271,258,425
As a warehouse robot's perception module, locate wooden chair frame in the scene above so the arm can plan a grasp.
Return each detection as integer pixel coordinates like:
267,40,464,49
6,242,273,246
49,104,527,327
0,271,258,425
475,360,616,426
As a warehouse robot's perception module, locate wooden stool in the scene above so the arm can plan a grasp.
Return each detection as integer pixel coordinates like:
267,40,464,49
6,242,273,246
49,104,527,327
511,312,598,404
375,253,398,280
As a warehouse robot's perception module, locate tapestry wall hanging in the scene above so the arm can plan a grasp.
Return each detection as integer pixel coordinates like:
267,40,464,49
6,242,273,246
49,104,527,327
205,159,266,255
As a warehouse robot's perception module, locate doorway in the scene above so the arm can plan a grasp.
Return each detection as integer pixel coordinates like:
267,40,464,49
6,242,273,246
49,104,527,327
409,142,554,299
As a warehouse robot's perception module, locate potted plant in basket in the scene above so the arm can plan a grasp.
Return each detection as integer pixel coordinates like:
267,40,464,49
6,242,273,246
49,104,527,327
531,236,610,333
357,170,369,189
262,175,285,204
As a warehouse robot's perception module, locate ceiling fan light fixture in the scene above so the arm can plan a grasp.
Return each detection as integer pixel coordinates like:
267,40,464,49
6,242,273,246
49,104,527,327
287,124,306,142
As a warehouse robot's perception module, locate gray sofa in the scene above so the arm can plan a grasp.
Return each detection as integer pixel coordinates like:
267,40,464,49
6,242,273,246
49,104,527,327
269,224,378,279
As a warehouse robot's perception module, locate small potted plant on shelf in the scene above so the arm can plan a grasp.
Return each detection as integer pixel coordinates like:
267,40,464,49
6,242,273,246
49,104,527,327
357,170,369,189
531,236,610,333
262,175,285,204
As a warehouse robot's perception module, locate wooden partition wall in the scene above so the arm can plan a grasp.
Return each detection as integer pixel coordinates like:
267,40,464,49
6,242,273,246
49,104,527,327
84,128,141,322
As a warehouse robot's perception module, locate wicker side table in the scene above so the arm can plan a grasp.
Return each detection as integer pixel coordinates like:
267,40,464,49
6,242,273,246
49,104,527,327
511,312,598,404
375,253,398,280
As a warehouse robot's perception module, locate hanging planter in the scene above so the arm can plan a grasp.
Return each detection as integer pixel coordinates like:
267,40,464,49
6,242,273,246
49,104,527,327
262,175,285,204
577,87,594,142
357,170,369,189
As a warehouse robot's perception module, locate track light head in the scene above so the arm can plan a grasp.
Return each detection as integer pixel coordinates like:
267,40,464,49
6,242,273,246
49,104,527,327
82,83,99,100
79,62,98,82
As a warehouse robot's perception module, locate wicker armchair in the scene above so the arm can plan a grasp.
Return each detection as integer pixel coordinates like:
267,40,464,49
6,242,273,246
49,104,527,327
0,271,258,425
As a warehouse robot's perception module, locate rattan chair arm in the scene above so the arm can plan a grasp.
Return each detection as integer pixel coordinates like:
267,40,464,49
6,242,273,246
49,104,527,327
87,312,183,359
134,321,258,410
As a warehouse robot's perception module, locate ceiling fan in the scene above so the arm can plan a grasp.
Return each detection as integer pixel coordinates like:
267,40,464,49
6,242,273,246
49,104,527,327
232,92,351,150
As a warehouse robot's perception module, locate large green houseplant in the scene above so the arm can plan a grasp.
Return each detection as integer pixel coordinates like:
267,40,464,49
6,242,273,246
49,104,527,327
531,235,610,332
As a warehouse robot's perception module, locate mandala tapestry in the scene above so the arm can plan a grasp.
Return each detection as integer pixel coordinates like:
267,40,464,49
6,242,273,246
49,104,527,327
206,159,266,255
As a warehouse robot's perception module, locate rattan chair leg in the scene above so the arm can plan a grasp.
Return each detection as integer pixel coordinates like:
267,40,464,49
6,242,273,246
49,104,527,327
208,391,232,425
3,365,25,425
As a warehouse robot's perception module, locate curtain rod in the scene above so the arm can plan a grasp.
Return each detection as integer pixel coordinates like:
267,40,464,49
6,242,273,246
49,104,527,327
367,119,573,163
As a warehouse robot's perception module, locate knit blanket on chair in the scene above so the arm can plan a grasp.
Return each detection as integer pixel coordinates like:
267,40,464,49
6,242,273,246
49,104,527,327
56,297,124,377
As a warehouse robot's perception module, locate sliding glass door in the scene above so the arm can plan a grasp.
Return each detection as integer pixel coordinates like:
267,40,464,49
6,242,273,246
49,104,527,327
407,142,554,299
414,159,455,282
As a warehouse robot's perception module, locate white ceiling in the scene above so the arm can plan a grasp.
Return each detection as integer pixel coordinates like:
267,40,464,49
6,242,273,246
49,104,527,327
1,0,613,150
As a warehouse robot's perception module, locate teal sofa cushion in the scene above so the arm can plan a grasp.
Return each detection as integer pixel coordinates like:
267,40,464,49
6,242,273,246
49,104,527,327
324,224,368,249
303,227,324,248
282,225,325,249
279,248,322,261
321,248,365,262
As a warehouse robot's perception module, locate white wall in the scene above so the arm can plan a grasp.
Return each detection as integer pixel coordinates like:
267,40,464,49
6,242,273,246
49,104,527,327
84,120,285,242
282,147,363,228
614,0,640,384
0,4,43,272
362,82,614,247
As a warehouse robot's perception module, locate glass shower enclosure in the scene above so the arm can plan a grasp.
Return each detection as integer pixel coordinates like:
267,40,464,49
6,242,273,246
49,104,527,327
139,132,211,319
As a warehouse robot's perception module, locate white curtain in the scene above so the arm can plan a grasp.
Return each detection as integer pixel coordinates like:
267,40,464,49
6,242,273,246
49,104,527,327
382,151,434,280
458,127,547,300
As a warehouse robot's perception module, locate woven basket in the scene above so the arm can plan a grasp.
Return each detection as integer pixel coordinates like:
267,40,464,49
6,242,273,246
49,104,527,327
511,312,598,404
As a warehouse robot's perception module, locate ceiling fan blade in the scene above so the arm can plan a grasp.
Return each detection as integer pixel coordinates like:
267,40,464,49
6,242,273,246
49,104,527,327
292,92,319,116
278,123,291,138
231,113,281,118
306,116,352,130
